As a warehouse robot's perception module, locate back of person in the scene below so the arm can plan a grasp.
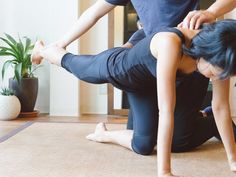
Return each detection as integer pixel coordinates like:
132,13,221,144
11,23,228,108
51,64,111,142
132,0,199,34
106,27,187,92
107,0,199,35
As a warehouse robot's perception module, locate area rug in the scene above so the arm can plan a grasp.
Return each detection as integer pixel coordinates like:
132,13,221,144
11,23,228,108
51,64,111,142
0,122,234,177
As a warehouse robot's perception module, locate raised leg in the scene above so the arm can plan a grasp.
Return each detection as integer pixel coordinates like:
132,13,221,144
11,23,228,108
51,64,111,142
31,41,115,84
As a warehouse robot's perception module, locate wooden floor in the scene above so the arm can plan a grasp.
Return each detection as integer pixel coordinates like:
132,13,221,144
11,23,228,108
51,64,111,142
1,113,236,141
0,114,128,139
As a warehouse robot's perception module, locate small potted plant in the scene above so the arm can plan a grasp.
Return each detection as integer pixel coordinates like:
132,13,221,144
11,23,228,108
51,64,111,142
0,87,21,120
0,33,40,113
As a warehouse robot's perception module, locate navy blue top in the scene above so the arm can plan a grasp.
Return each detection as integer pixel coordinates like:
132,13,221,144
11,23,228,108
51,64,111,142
106,0,199,35
128,29,146,45
105,27,187,91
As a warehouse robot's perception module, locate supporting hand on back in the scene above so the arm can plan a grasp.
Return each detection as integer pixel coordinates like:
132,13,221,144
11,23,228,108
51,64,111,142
178,10,216,30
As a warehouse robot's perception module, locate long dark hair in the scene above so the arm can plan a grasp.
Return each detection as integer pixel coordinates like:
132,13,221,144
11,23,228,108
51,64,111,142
183,19,236,79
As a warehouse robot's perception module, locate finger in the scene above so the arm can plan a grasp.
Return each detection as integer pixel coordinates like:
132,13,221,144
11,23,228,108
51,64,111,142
177,22,183,28
183,11,197,28
195,17,205,29
189,14,200,30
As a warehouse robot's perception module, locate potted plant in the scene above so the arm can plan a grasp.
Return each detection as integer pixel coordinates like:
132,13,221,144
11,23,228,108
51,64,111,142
0,87,21,120
0,33,39,112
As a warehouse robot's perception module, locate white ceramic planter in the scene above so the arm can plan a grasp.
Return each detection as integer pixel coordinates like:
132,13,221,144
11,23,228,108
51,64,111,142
0,95,21,120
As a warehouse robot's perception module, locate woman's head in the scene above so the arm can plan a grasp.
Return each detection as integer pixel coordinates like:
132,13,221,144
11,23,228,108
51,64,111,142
183,19,236,79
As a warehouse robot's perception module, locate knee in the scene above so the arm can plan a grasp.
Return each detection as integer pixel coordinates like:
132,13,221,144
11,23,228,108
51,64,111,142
131,135,156,155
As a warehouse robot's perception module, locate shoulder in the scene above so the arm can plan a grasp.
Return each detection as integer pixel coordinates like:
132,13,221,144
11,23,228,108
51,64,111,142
153,32,182,45
150,32,182,58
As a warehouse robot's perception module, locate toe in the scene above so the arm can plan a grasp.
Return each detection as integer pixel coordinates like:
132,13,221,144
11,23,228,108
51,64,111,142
86,133,95,141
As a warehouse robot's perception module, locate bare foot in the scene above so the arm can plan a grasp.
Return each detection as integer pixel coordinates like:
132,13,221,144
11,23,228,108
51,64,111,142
40,44,67,66
86,122,108,142
31,40,45,65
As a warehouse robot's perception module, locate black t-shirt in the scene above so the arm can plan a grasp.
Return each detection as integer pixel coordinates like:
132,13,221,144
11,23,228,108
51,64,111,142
105,0,199,35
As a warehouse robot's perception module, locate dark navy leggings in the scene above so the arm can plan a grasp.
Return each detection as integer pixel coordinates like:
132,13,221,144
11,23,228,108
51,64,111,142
61,51,234,155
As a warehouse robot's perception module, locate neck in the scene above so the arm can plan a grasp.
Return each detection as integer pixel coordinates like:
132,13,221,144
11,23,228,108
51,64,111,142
178,55,198,74
176,27,200,47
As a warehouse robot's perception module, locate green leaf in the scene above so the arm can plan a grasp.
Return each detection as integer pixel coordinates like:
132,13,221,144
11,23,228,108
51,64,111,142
14,63,22,83
4,33,17,46
1,60,12,80
0,48,18,58
16,43,24,61
0,34,39,79
24,37,31,53
29,64,42,77
0,46,14,53
0,36,20,59
0,51,17,58
28,45,34,50
0,87,14,96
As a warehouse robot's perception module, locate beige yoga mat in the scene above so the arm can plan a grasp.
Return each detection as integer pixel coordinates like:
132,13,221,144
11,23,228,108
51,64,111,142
0,122,234,177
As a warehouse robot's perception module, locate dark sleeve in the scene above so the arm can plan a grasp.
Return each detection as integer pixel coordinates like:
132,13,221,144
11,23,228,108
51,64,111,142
128,29,146,46
105,0,130,6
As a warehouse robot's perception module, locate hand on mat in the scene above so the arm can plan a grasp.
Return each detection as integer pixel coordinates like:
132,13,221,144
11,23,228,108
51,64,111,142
230,161,236,172
159,172,180,177
178,10,216,30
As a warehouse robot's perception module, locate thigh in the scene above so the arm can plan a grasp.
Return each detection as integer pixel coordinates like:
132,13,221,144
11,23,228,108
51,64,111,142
127,87,158,148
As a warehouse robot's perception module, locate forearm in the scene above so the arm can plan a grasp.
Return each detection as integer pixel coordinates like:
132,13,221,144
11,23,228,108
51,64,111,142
157,112,174,176
57,10,99,48
207,0,236,18
213,107,236,163
56,0,115,48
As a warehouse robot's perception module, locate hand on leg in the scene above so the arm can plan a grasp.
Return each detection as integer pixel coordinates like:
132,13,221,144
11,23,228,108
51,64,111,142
31,40,67,66
31,40,45,65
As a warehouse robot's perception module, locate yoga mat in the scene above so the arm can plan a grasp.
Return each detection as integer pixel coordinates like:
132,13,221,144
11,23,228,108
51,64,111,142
0,122,234,177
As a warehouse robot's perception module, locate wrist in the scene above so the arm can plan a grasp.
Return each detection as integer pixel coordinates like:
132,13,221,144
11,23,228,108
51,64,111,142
228,155,236,164
158,169,172,176
227,146,236,163
55,40,68,49
158,172,172,177
206,9,218,20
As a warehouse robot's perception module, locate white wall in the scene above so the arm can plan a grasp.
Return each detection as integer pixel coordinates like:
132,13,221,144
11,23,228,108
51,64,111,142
48,1,79,116
114,7,124,109
0,0,51,113
79,0,109,114
225,9,236,116
0,0,79,115
79,3,124,114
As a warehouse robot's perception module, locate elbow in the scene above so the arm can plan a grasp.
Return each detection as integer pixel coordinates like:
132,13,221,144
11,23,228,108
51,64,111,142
211,101,230,117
